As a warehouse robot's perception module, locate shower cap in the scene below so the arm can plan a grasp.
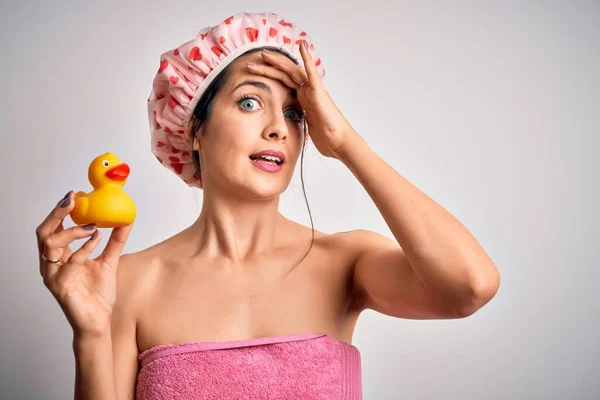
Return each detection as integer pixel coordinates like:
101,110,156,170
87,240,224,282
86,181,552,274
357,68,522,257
147,11,326,188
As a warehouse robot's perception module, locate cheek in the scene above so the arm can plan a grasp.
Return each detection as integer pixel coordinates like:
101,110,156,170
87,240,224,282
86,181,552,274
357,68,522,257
282,150,300,171
203,133,251,170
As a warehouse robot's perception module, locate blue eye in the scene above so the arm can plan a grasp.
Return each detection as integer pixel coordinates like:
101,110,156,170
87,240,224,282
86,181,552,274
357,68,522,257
237,94,305,124
238,97,259,111
285,109,305,124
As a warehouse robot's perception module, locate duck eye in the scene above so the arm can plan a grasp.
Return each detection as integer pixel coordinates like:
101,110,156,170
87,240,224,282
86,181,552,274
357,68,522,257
102,160,109,167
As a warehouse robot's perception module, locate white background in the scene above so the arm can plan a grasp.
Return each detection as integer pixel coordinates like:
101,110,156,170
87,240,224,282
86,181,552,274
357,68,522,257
1,0,598,398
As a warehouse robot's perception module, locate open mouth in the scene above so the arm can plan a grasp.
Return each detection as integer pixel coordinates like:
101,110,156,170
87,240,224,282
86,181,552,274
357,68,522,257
249,155,284,166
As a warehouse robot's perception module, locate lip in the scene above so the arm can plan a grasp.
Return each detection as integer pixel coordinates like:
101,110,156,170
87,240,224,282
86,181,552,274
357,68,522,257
250,158,283,173
105,163,130,181
249,149,286,164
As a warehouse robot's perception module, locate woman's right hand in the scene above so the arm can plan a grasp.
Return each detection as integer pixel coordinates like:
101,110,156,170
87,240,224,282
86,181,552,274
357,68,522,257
35,191,133,339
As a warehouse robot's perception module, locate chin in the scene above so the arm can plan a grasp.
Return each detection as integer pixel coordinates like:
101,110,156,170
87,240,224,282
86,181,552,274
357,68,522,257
247,183,286,199
242,176,289,199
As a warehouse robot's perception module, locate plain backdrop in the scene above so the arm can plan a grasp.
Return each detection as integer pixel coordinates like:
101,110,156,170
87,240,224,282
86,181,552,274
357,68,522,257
1,1,598,399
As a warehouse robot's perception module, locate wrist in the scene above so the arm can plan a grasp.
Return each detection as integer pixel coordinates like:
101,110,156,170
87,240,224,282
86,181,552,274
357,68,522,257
72,327,111,350
336,130,368,164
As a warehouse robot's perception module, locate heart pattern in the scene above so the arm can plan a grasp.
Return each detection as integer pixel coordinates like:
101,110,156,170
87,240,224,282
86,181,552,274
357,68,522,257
158,59,169,73
211,46,223,58
148,11,325,189
189,47,203,61
168,96,180,109
246,28,259,42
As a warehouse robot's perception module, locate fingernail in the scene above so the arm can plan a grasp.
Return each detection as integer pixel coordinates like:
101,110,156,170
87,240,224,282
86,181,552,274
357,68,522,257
62,191,72,200
83,223,96,231
60,197,71,208
91,230,100,240
303,41,308,49
246,61,257,66
262,49,272,54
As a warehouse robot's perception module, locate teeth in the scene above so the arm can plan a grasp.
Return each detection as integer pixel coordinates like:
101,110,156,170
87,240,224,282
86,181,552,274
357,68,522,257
253,155,281,163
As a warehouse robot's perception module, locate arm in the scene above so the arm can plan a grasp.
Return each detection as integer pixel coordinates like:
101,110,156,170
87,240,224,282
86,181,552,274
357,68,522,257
339,132,500,319
73,253,139,399
73,331,118,399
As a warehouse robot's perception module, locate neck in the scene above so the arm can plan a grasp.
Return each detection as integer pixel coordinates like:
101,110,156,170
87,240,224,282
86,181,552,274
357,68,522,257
188,186,285,265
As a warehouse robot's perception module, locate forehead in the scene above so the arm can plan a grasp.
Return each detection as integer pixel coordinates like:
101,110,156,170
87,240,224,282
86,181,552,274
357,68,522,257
224,52,299,99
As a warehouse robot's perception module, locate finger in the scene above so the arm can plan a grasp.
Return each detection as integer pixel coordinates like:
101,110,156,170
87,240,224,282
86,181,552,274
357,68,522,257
39,221,72,270
259,51,307,86
50,229,102,285
36,191,75,246
43,252,64,285
42,223,95,280
298,41,320,87
41,222,72,283
41,221,94,272
246,62,300,89
54,221,74,261
36,191,71,255
43,223,97,254
40,226,67,278
99,223,134,266
66,229,102,267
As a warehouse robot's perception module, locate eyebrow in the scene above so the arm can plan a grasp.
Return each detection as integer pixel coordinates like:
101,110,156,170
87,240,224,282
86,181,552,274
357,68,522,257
230,79,297,99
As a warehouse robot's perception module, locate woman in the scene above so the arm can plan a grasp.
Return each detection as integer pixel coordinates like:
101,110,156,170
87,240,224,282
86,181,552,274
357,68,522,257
35,12,500,399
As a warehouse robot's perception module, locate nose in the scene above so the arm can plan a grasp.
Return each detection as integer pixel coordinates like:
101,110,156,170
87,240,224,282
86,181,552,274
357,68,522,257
262,111,289,142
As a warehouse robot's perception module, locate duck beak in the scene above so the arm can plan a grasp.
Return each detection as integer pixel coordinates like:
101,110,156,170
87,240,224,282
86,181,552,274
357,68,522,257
106,163,130,181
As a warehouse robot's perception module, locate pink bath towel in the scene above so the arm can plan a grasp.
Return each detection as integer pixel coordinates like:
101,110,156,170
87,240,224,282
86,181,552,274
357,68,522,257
136,332,362,399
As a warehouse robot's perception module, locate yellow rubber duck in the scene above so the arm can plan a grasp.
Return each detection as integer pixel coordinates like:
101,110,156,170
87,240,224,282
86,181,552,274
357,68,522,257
70,152,136,228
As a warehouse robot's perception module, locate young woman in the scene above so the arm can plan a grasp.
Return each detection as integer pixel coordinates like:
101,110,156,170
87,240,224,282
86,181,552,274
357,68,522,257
36,12,500,399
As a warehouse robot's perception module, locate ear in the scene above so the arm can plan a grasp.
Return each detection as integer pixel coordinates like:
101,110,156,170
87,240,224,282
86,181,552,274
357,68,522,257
188,126,203,152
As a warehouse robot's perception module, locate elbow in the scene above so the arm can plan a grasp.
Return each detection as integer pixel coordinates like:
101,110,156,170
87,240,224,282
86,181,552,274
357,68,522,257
456,267,501,318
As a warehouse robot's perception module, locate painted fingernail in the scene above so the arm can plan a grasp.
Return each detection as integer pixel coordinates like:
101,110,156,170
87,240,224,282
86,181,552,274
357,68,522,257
91,230,100,240
62,191,72,200
60,197,71,208
83,223,96,231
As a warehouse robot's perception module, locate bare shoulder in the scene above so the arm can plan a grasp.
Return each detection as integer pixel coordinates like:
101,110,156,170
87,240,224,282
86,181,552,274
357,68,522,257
110,248,163,396
330,228,397,260
114,238,172,313
117,245,163,300
334,228,395,243
285,221,352,259
113,251,149,320
287,224,395,268
113,245,166,344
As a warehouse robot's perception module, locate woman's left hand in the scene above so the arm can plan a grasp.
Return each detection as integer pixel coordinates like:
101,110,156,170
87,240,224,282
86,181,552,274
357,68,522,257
246,42,355,160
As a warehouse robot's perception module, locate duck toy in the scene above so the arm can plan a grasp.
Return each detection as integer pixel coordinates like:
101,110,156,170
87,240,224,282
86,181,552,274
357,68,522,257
70,152,136,228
